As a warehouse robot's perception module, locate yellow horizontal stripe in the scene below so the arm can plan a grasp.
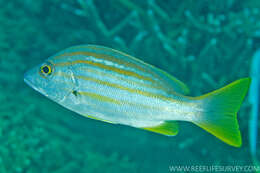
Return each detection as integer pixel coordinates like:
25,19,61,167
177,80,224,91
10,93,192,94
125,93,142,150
53,49,150,75
84,45,149,65
78,91,122,105
81,66,165,91
78,91,159,110
54,60,156,83
56,72,174,103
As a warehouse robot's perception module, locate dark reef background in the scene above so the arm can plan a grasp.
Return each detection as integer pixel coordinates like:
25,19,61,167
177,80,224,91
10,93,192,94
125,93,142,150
0,0,259,172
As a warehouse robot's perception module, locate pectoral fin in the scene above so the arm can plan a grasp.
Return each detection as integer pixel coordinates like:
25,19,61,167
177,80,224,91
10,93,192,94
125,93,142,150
141,121,179,136
84,114,116,124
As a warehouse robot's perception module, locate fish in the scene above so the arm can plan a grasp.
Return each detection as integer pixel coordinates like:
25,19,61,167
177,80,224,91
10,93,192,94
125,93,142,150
24,44,251,147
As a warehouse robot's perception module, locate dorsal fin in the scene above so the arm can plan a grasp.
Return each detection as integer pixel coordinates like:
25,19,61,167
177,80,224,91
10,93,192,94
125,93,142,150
71,44,190,95
154,68,190,95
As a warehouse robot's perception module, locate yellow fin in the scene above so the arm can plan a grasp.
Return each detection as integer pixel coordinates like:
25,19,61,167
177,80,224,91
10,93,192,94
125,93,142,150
80,44,190,95
142,121,179,136
158,69,190,95
192,78,251,147
85,114,115,124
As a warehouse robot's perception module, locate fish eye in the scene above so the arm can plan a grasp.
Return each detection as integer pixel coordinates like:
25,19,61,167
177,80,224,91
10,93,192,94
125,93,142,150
40,64,52,76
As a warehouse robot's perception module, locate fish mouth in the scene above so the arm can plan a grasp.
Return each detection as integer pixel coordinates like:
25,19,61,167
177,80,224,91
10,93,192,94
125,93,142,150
24,77,48,97
24,77,38,91
24,72,45,95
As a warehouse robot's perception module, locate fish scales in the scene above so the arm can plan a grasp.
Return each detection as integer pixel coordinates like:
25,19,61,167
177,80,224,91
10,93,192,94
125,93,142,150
24,44,250,147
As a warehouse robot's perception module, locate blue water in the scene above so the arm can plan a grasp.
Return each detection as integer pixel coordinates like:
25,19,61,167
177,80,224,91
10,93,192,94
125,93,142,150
0,0,259,172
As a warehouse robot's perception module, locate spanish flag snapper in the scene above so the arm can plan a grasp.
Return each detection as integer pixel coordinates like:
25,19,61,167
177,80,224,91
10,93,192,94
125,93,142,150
24,45,250,147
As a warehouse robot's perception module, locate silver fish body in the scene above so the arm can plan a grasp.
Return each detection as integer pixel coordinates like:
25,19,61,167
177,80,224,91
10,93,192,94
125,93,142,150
24,44,250,147
24,45,195,127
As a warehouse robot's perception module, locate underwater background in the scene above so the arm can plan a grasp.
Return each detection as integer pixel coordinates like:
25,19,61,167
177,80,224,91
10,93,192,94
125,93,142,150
0,0,260,172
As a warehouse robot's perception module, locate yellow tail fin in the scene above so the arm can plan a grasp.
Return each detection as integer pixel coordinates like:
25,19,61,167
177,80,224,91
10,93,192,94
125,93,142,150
192,78,251,147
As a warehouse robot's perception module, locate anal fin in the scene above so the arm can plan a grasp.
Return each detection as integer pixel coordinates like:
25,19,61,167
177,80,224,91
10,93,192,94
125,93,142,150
141,121,179,136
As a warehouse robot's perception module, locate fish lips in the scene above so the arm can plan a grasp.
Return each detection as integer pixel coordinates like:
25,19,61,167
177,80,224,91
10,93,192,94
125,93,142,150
24,69,47,96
